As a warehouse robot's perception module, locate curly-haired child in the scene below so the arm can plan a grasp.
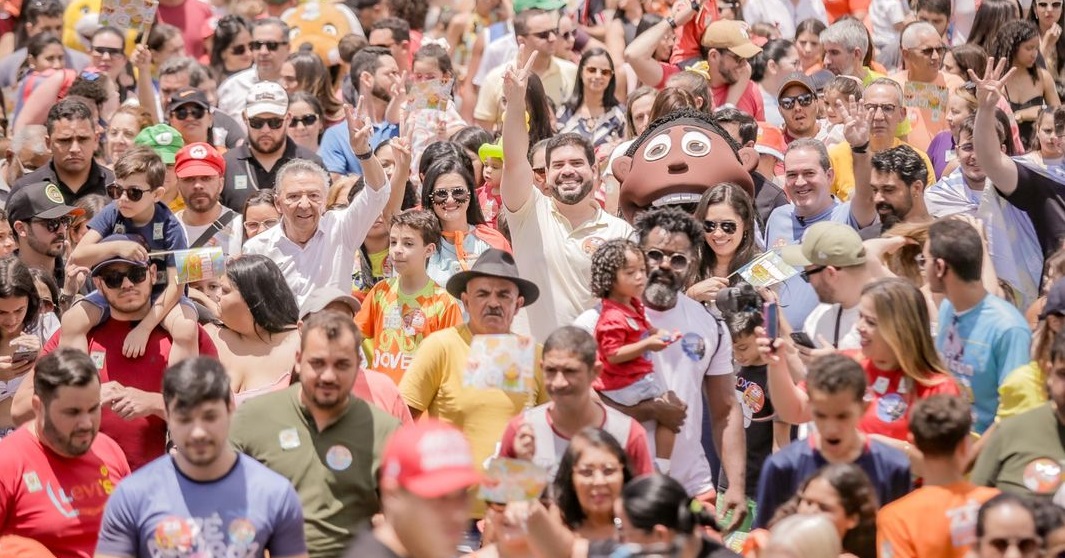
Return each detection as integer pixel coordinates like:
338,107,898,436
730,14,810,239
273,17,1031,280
591,238,678,474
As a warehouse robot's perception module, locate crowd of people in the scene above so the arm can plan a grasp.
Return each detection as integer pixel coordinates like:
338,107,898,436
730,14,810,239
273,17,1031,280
0,0,1062,556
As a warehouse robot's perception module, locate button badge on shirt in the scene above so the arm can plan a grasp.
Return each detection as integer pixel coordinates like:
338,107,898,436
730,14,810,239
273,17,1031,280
326,445,353,471
278,428,300,450
872,376,890,395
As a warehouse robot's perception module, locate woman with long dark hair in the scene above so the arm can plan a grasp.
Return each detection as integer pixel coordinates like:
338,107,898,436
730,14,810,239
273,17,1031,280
993,20,1061,149
557,48,625,148
0,256,41,438
1029,0,1065,83
755,40,801,127
209,15,253,79
206,255,300,405
280,50,345,127
554,428,634,541
616,474,735,558
286,91,325,153
967,0,1023,57
686,183,760,308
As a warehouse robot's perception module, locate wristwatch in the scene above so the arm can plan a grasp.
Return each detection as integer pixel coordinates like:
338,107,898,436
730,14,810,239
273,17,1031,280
355,150,374,160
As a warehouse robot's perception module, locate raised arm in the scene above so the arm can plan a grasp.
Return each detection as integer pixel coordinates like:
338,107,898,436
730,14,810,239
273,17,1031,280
500,46,538,213
839,95,876,228
131,45,160,124
624,2,696,88
970,57,1020,196
347,96,387,191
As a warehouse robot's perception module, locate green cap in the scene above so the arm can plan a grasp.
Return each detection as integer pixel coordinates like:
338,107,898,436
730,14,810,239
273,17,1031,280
780,222,866,268
478,141,503,163
513,0,566,12
134,124,185,165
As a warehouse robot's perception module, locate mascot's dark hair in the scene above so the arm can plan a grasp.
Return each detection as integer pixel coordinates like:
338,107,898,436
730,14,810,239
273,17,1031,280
624,108,743,161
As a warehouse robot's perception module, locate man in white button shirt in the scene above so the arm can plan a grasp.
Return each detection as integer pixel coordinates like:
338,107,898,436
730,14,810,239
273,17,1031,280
243,102,390,307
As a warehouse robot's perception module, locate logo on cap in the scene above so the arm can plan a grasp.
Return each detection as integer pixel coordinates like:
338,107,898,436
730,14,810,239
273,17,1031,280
180,90,195,98
189,145,208,159
44,184,64,204
155,132,174,146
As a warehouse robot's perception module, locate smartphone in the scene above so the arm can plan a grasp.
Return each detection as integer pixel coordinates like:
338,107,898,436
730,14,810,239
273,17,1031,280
790,332,816,349
763,302,779,340
11,349,38,364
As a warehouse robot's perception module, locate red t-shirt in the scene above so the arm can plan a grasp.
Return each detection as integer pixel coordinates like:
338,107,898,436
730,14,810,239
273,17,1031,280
859,359,961,441
42,320,218,471
477,185,502,230
595,298,655,391
0,427,131,558
670,4,721,65
156,0,213,60
712,81,765,121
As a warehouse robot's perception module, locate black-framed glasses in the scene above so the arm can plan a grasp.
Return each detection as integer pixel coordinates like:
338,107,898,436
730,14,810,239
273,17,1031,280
644,248,690,271
527,28,558,40
910,45,947,58
172,106,206,120
248,117,285,130
864,103,898,115
779,93,815,111
703,220,738,235
431,187,470,204
1037,1,1063,8
800,266,827,282
985,537,1041,554
250,40,288,51
98,266,149,289
92,45,124,57
106,184,151,202
33,216,73,233
290,114,319,127
229,43,248,56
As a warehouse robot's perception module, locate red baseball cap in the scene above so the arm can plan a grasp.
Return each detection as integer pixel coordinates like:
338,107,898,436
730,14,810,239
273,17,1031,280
380,419,482,498
174,142,226,179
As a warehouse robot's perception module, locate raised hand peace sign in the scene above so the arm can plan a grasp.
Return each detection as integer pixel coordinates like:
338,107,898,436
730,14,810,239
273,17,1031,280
502,44,538,102
345,95,373,156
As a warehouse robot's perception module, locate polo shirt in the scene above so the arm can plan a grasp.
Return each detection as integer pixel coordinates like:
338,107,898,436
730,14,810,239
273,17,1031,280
230,384,400,558
474,56,577,126
828,138,934,201
971,403,1065,497
503,189,634,342
242,181,390,308
318,121,399,177
221,139,324,211
11,159,113,204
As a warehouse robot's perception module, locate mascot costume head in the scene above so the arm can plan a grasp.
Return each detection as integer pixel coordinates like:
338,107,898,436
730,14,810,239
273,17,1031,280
282,2,362,67
611,108,758,221
63,0,137,55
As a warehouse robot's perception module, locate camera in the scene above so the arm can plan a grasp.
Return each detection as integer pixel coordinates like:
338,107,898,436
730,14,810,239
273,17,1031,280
714,282,763,315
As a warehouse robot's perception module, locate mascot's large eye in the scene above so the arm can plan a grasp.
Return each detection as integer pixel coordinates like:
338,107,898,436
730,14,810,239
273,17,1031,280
643,134,672,161
681,131,712,157
323,24,338,36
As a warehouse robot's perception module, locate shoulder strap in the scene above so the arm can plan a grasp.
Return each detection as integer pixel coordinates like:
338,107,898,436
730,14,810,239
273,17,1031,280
190,210,237,248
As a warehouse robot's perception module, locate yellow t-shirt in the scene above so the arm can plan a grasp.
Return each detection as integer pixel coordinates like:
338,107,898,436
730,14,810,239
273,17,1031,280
828,138,935,201
997,361,1048,422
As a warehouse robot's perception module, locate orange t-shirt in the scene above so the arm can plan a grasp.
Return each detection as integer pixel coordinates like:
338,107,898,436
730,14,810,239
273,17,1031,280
823,0,871,21
891,71,964,152
878,482,1000,558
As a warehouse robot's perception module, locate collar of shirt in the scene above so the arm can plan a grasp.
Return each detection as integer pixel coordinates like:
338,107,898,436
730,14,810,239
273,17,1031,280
546,195,613,234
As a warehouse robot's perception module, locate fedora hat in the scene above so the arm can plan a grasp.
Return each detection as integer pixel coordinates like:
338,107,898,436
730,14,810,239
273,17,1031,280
446,249,539,307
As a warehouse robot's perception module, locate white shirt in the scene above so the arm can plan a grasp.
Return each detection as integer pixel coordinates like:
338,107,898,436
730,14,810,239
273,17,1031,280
742,0,829,40
177,207,244,259
242,182,390,307
216,67,258,124
474,34,518,87
802,303,861,351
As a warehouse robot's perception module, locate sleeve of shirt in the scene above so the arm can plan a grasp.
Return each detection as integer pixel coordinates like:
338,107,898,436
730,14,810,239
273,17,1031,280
1003,162,1054,211
399,335,446,412
706,316,733,376
998,364,1045,421
354,285,379,337
87,204,120,234
877,505,917,558
753,452,790,528
970,425,1005,487
995,327,1033,385
474,71,503,123
94,485,140,557
266,484,307,557
595,308,634,358
318,124,361,175
498,414,522,458
626,420,654,475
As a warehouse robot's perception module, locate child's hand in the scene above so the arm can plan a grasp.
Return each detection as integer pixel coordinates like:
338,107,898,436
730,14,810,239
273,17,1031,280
113,241,148,262
644,331,673,352
122,323,152,359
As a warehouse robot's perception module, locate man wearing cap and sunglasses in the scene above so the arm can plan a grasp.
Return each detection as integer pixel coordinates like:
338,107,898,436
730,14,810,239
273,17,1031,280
6,181,83,287
776,72,825,145
221,81,322,212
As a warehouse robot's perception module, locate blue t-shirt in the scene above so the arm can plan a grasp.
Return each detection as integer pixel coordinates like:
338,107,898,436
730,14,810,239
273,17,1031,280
95,453,306,557
936,294,1031,434
754,435,911,528
88,202,188,298
318,120,399,176
763,201,863,329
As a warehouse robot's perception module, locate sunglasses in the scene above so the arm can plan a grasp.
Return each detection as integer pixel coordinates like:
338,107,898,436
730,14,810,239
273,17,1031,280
244,218,279,232
800,265,828,282
172,106,206,120
290,114,319,127
33,216,72,233
703,220,738,235
528,28,558,40
250,40,288,52
585,67,613,77
431,187,470,204
92,45,124,57
107,184,151,202
98,266,149,289
1038,1,1063,7
985,537,1041,554
911,45,947,58
229,43,249,56
248,117,285,130
779,93,815,110
644,248,690,272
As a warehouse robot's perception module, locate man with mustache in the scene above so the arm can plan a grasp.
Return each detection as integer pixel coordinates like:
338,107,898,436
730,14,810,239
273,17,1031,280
7,180,83,287
0,349,130,557
869,145,933,233
173,142,244,258
232,311,400,558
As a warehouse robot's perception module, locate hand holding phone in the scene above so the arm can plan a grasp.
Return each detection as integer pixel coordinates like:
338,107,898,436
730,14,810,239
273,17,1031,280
763,302,779,342
790,332,816,349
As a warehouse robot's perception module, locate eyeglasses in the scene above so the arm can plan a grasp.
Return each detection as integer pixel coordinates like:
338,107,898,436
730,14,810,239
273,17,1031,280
290,114,319,127
910,45,947,58
560,30,576,40
532,166,546,178
779,93,815,111
800,266,828,282
33,216,72,233
1037,1,1063,8
431,187,470,204
644,248,690,271
172,106,206,120
248,117,285,130
585,67,613,77
703,220,738,235
244,218,279,233
864,103,898,115
106,184,151,202
984,537,1042,554
98,266,149,289
92,45,124,58
527,28,558,40
229,43,248,56
250,40,288,52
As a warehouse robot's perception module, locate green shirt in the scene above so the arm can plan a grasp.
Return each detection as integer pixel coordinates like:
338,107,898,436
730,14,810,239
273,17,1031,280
230,384,400,558
971,403,1065,498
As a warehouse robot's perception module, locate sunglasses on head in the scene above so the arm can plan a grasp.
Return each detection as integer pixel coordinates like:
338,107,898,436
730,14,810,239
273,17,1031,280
98,266,149,289
703,220,738,235
644,248,690,272
248,117,285,130
33,216,72,233
172,106,206,120
431,187,470,204
250,40,288,52
229,43,249,56
290,114,319,127
92,45,124,57
780,93,815,110
106,184,151,202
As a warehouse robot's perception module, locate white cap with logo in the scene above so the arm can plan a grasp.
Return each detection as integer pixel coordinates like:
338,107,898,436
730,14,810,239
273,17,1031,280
246,81,289,118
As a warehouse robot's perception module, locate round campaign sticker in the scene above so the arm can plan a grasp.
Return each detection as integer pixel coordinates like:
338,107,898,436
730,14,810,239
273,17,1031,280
680,332,705,361
154,516,195,552
326,445,353,471
876,393,908,423
581,236,605,255
1023,458,1063,494
228,518,257,546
